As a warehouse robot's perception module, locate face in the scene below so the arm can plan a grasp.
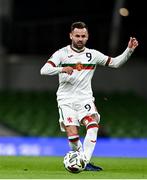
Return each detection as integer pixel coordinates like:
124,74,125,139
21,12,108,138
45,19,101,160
70,28,89,50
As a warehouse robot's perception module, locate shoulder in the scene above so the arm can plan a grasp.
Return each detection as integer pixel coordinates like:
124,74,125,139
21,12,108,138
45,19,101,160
59,45,70,52
53,45,66,53
85,47,103,56
55,45,70,55
85,47,108,64
50,45,69,57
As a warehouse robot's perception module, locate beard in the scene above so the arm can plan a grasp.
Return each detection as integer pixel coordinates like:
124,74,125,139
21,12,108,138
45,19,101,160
72,41,85,50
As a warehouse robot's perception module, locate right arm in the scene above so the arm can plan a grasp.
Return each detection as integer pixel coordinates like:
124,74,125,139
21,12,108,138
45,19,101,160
40,61,63,75
40,61,74,76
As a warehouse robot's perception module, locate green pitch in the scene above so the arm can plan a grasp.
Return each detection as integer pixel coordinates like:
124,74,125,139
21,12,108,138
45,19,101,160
0,156,147,179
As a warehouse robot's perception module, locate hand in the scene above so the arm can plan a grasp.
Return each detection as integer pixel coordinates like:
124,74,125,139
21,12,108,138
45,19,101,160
128,37,139,49
62,66,73,75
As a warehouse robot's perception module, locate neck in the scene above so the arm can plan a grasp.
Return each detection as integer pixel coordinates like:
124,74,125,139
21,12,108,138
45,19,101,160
70,45,85,53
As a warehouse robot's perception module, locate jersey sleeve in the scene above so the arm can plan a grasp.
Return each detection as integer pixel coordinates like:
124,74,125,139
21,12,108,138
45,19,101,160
93,50,109,66
107,47,134,68
47,49,62,66
40,49,64,75
93,47,134,68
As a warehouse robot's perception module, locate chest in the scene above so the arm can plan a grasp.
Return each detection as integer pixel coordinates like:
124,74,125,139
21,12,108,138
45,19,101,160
63,52,95,64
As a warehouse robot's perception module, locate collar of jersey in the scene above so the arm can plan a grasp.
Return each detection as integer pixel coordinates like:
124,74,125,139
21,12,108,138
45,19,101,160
70,45,85,53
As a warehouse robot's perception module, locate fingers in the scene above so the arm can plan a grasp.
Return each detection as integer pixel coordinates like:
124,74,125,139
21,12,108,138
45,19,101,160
67,68,73,75
132,37,139,48
130,37,137,42
129,37,139,49
133,40,139,48
62,66,73,75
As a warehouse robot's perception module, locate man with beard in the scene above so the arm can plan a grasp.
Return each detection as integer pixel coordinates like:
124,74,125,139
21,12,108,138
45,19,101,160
40,21,138,171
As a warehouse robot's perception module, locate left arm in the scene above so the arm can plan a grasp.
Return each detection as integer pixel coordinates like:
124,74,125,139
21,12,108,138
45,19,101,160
106,37,139,68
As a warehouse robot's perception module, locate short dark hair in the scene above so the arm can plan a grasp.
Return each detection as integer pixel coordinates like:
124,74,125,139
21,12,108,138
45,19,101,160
70,21,88,32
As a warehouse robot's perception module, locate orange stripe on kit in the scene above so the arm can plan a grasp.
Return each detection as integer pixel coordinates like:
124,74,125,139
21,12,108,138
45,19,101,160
68,134,79,142
47,61,56,67
91,140,96,143
84,116,94,123
87,124,99,129
68,137,79,142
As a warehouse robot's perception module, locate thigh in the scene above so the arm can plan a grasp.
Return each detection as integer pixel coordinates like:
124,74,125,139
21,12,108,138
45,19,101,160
77,100,100,123
58,104,80,128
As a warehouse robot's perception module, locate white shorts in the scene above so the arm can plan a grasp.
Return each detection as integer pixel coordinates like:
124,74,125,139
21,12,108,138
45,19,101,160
58,99,100,132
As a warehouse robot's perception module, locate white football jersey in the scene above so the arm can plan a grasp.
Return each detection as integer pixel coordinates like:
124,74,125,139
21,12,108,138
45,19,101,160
48,45,109,103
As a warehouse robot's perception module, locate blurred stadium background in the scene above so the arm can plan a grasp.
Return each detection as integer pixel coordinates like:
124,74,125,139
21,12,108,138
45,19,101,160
0,0,147,157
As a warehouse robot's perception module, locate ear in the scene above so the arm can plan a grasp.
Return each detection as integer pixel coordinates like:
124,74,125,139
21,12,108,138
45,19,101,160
69,33,72,40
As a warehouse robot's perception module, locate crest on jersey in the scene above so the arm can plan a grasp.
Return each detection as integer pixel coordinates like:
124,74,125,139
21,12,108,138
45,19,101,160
75,62,83,71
